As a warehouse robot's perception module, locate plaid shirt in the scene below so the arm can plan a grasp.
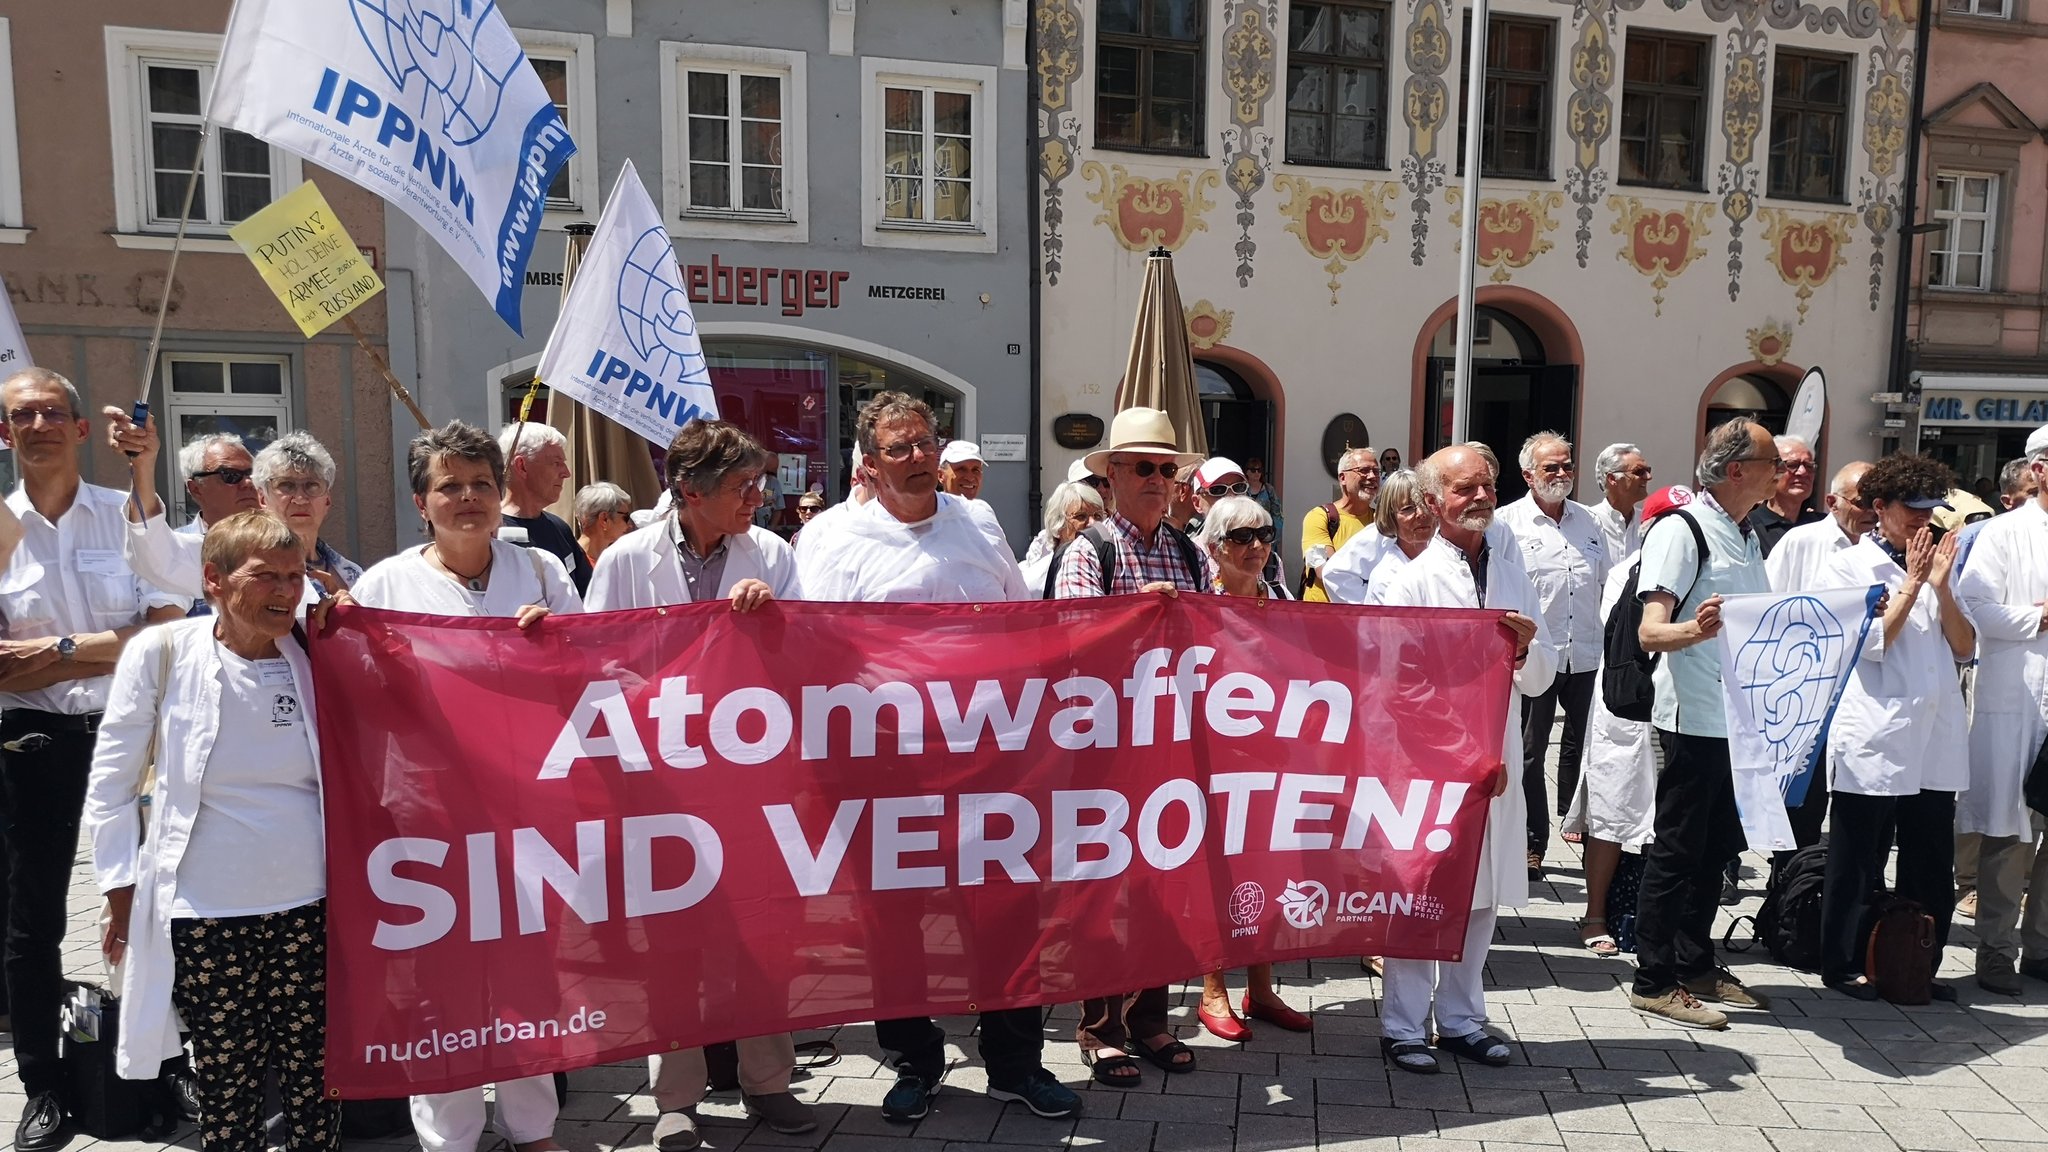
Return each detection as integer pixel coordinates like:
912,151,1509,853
1054,512,1214,597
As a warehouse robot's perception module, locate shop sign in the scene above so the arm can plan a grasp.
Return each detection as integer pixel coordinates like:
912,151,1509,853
682,255,850,318
1921,392,2048,426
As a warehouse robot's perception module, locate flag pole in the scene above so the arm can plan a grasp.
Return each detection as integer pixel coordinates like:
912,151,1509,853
130,125,208,447
1450,0,1491,446
341,313,430,430
506,221,594,464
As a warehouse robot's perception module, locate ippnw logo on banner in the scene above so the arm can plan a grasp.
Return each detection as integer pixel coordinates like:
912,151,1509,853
1278,880,1329,930
1227,882,1266,938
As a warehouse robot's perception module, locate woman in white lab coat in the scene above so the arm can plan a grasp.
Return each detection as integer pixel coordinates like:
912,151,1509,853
1321,469,1434,604
1815,455,1974,999
349,422,578,1152
86,511,339,1151
1956,453,2048,993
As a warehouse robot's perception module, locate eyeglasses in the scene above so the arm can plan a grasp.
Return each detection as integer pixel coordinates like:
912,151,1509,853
874,437,939,462
1202,481,1251,497
724,473,770,497
192,467,254,485
1113,459,1180,479
1222,526,1277,546
1342,466,1381,479
1536,462,1574,476
268,477,327,500
1784,460,1816,473
1737,455,1789,474
5,405,72,428
1081,475,1111,491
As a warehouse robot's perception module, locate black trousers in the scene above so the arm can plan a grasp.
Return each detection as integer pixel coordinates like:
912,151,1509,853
0,717,95,1095
875,1007,1043,1085
1633,730,1747,996
1820,790,1956,983
1522,670,1597,851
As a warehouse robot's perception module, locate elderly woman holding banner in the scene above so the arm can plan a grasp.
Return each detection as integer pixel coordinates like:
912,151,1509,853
349,422,578,1152
85,511,341,1152
585,418,815,1148
1189,496,1312,1041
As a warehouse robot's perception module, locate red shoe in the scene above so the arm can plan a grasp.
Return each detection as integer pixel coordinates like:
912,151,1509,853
1242,994,1312,1033
1197,1002,1252,1042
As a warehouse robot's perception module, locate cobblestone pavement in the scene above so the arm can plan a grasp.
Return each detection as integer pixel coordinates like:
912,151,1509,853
11,775,2048,1152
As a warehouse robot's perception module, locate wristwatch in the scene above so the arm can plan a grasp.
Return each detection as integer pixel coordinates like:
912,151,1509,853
55,637,75,662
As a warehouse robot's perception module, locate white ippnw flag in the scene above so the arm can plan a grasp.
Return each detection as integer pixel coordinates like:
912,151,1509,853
0,285,28,375
533,161,718,447
1716,585,1882,851
210,0,576,335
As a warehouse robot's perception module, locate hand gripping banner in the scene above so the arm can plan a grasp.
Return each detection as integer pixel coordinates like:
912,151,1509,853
311,597,1514,1095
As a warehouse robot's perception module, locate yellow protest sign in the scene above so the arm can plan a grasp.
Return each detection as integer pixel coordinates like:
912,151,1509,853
230,180,384,338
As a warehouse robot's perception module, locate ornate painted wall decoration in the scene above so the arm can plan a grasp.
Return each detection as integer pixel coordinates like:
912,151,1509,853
1082,164,1223,252
1220,0,1278,286
1856,17,1913,311
1563,1,1616,267
1747,321,1793,366
1275,176,1400,303
1399,0,1453,265
1707,3,1768,302
1761,209,1854,323
1445,190,1565,283
1186,300,1236,350
1608,197,1715,316
1034,0,1084,286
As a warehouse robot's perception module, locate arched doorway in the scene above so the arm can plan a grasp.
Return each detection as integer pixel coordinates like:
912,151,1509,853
1196,360,1273,474
1703,374,1789,435
1418,303,1581,504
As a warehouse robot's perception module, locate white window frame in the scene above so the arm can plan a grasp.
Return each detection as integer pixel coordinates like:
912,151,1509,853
1945,0,2010,17
861,57,998,253
660,42,808,243
157,352,296,524
104,26,303,252
513,28,599,226
1930,170,1998,291
0,18,25,242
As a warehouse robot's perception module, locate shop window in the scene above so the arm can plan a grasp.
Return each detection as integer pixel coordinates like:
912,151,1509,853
1767,50,1850,203
157,353,292,524
1096,0,1206,154
1285,0,1390,168
662,43,808,243
1619,32,1709,191
1929,171,1997,291
514,29,597,216
1456,16,1555,180
105,27,302,241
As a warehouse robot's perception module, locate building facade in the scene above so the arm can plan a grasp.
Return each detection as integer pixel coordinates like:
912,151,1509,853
1035,0,1913,531
388,0,1036,548
1903,0,2048,491
0,1,397,560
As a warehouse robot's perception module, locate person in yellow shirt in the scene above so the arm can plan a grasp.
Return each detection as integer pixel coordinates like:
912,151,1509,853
1300,446,1382,600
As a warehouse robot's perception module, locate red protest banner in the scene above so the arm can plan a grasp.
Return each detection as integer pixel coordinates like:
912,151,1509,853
310,596,1512,1096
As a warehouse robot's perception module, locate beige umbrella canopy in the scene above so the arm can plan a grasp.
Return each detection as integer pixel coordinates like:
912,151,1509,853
542,222,664,519
1113,248,1209,458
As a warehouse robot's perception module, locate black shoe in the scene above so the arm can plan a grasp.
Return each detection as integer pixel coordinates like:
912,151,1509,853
881,1068,939,1124
17,1091,67,1152
1930,982,1958,1003
1720,874,1741,906
168,1071,202,1122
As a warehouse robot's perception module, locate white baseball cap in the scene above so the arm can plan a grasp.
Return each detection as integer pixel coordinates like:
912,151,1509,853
1191,457,1246,490
2027,424,2048,457
1067,459,1095,484
940,440,984,467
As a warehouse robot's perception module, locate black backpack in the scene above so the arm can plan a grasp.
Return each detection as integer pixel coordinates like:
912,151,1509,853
1730,838,1827,972
1601,509,1708,722
1046,521,1205,596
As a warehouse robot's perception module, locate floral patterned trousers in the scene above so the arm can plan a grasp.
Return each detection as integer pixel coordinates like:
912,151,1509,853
170,901,339,1152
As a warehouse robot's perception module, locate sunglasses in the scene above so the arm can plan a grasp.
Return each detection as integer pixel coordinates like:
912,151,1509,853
1203,481,1251,497
1081,475,1111,490
1115,460,1180,479
192,467,254,485
1222,526,1277,546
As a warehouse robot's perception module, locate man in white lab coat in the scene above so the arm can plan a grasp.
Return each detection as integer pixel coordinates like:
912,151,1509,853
792,392,1070,1124
1957,424,2048,995
1372,445,1552,1075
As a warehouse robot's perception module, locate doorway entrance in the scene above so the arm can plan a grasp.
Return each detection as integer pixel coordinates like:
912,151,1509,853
1197,360,1273,471
1422,307,1578,504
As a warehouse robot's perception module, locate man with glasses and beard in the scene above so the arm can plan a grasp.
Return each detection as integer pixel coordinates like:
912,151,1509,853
1302,447,1380,602
1497,432,1609,876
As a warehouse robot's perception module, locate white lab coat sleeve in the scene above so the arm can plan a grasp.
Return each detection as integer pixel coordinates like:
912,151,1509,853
582,542,634,612
535,548,585,614
1320,532,1376,605
124,514,204,601
1505,565,1558,698
759,532,802,601
1959,534,2040,643
84,626,168,892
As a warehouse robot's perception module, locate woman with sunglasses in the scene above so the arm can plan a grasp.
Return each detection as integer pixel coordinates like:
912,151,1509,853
1322,470,1437,605
1021,479,1106,597
1189,458,1282,586
1189,496,1311,1040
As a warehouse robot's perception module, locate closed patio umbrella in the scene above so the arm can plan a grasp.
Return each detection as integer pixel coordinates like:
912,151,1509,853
1114,247,1209,457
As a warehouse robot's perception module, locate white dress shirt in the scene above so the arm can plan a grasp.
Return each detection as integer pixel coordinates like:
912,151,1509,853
0,482,189,714
1496,494,1609,674
1591,499,1644,564
585,518,799,610
1764,516,1855,593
